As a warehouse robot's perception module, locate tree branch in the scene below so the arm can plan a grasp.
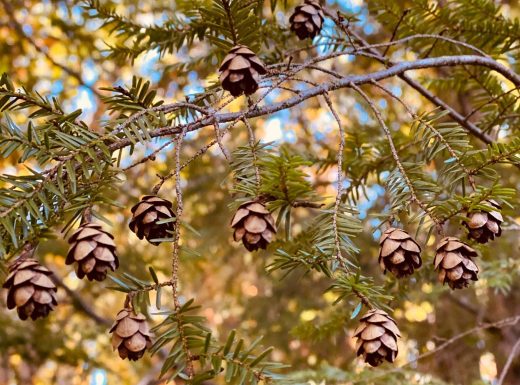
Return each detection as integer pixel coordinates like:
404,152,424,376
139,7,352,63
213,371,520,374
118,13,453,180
50,273,112,326
105,54,520,156
351,83,444,232
497,336,520,385
343,27,496,144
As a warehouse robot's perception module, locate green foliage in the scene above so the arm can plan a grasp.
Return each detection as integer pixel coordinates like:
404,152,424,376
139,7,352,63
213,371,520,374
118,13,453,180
328,272,393,312
83,0,199,63
151,299,287,384
2,0,520,384
84,0,276,66
229,140,272,200
260,146,321,211
0,75,121,257
101,76,164,115
268,202,362,276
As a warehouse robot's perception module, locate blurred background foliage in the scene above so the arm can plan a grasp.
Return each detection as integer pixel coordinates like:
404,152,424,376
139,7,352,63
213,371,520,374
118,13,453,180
0,0,519,384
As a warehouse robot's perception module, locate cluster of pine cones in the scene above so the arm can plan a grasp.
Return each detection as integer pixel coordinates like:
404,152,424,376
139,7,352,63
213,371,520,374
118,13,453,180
357,199,502,366
378,199,502,287
219,0,325,97
0,195,175,360
0,0,508,369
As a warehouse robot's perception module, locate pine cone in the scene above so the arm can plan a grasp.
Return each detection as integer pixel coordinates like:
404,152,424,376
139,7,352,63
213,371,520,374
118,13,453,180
129,195,176,245
378,227,422,278
110,308,153,361
434,237,479,290
231,201,276,251
3,258,57,320
289,0,325,40
353,309,400,367
219,45,267,97
66,223,119,281
465,200,503,244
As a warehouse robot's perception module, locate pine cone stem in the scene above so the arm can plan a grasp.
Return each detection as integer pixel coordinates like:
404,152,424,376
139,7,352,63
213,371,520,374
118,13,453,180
353,289,374,310
81,206,92,223
243,117,261,190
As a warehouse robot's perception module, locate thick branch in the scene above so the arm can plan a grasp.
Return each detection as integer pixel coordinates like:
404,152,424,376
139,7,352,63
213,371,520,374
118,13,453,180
107,55,520,154
346,29,496,144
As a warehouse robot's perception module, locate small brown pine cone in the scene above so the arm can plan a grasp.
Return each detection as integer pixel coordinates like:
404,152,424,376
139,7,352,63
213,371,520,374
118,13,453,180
219,45,267,97
231,201,276,251
289,0,325,40
434,237,479,290
129,195,176,245
465,200,503,244
378,227,422,278
66,223,119,281
110,308,153,361
3,258,57,320
353,309,400,367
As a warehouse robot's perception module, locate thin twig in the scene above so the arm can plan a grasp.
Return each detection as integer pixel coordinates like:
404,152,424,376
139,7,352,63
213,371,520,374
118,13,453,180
371,79,477,191
323,92,373,310
351,83,444,233
497,336,520,385
169,125,195,378
323,93,345,262
213,117,231,162
382,9,411,56
243,117,261,191
340,25,495,144
122,139,175,171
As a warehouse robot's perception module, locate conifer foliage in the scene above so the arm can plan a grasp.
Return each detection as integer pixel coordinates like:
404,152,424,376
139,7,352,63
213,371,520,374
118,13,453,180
1,0,520,383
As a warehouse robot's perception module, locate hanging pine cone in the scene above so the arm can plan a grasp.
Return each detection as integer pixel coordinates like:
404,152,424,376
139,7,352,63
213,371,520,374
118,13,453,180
231,201,276,251
3,257,57,320
289,0,325,40
353,309,400,367
378,227,422,278
465,200,503,244
434,237,479,290
219,45,267,97
129,195,176,245
110,308,153,361
66,223,119,281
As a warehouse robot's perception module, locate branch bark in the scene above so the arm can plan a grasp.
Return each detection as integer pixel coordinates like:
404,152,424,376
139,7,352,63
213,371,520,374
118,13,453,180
106,54,520,154
344,28,496,144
